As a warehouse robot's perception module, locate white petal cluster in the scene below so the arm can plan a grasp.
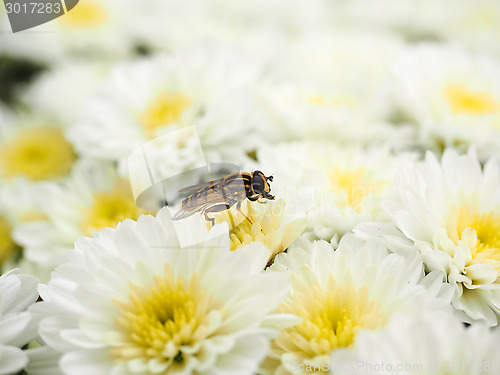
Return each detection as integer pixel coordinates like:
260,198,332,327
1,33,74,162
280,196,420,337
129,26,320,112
0,270,39,375
262,234,452,375
393,44,500,158
68,47,263,173
30,209,296,375
333,311,500,375
258,142,415,241
386,148,500,325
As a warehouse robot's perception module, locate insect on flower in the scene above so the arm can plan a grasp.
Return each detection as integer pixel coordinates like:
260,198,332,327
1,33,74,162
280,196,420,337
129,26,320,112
172,170,275,226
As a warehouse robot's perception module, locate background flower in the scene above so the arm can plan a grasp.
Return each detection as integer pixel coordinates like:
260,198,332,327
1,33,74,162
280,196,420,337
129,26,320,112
262,234,452,374
385,148,500,325
0,270,39,375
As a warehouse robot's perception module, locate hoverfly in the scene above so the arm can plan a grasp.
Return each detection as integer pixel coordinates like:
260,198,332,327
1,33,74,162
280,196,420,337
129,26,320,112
172,170,274,226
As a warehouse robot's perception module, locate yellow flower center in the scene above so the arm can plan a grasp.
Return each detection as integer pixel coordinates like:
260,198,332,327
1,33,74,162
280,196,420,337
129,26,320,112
59,0,108,29
80,180,151,236
226,202,269,250
139,91,191,139
211,199,306,263
444,83,500,115
448,204,500,274
275,277,385,367
0,126,77,182
111,264,214,369
0,215,17,267
328,167,385,211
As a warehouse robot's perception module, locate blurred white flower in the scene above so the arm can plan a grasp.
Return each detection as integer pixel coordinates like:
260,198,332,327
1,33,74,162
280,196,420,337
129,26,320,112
20,61,108,124
0,107,77,270
386,148,500,326
392,44,500,159
258,141,415,241
270,30,403,87
31,208,296,375
256,81,407,145
332,311,500,375
0,179,52,273
13,159,152,279
0,110,77,184
143,0,329,57
261,234,452,375
69,47,263,174
0,270,39,375
435,0,500,56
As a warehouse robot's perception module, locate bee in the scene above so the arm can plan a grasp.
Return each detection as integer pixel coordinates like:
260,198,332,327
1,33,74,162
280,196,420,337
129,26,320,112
172,170,274,226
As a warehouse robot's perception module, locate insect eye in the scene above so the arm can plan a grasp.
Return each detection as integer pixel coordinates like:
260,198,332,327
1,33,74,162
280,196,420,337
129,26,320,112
252,176,265,193
252,182,263,193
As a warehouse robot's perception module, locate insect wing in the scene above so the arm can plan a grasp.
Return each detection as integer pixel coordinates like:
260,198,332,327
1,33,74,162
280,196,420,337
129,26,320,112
178,178,222,193
172,183,229,221
171,201,212,220
172,173,249,221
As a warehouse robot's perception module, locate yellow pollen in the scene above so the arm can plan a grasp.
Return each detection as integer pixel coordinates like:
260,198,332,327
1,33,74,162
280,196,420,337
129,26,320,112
59,0,107,29
210,199,305,263
139,91,191,139
444,83,500,115
110,265,212,368
275,278,385,364
308,95,354,107
0,215,18,267
448,204,500,274
0,126,77,182
227,203,265,251
19,211,49,223
328,167,385,211
80,180,152,236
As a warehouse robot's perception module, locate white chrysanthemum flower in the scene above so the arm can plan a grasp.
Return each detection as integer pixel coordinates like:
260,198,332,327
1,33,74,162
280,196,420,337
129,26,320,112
211,198,308,264
69,47,263,174
13,159,152,280
252,31,415,146
385,148,500,326
261,234,452,375
392,44,500,158
0,179,52,272
332,311,500,375
0,107,77,269
270,30,404,87
20,62,108,124
0,270,39,375
0,110,77,184
256,78,409,146
258,141,415,242
31,208,296,375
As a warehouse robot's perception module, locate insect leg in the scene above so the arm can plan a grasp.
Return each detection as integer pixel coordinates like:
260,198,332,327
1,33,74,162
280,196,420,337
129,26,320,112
236,201,253,225
205,203,234,228
204,211,216,227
